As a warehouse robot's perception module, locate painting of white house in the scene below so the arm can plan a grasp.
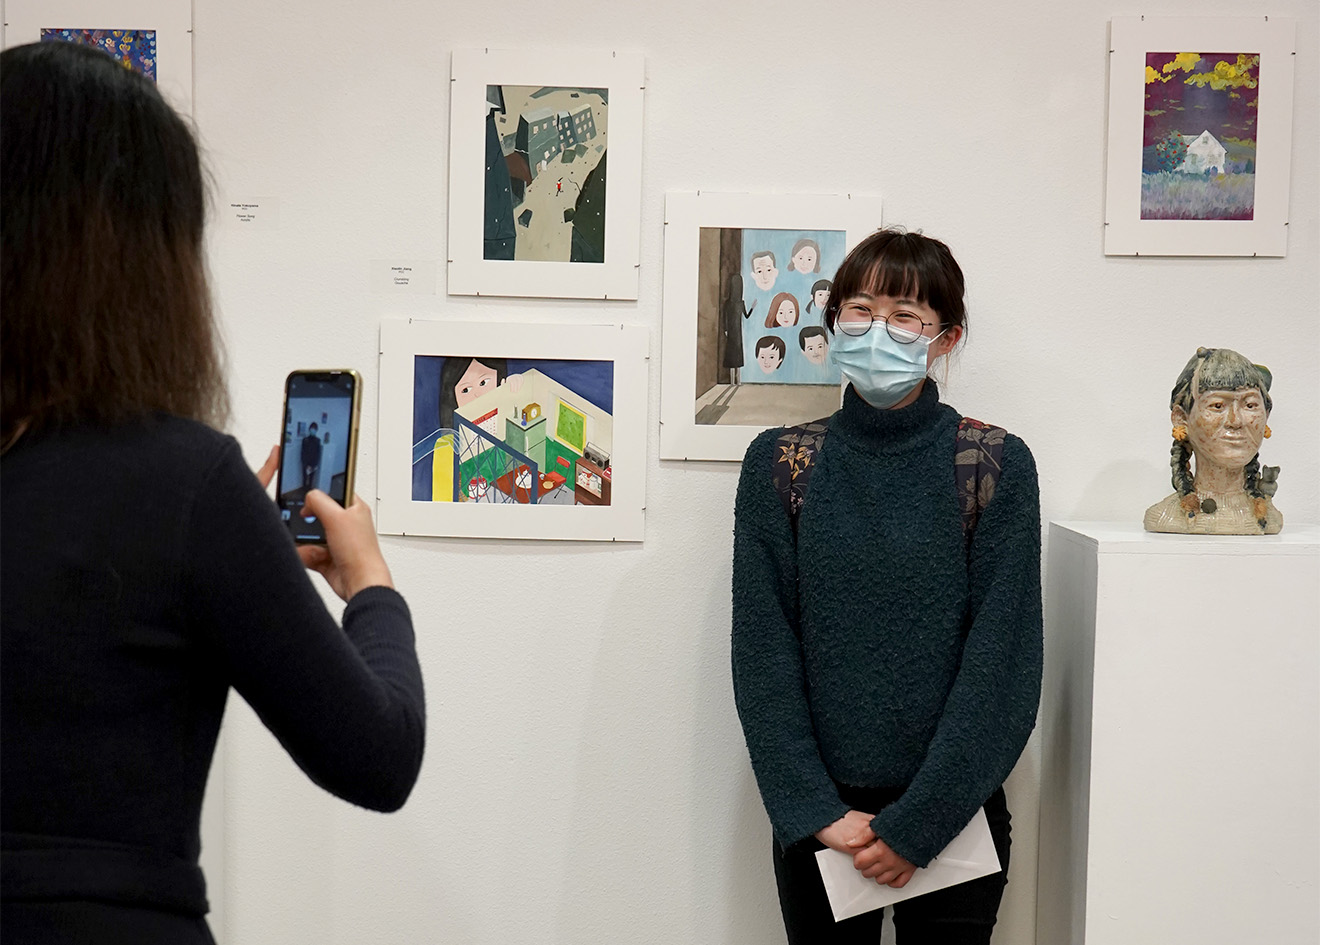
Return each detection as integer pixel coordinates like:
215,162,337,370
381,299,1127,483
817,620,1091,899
1141,51,1259,220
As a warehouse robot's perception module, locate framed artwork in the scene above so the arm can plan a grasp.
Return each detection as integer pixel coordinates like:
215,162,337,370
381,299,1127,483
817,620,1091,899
659,192,883,462
1104,16,1297,257
2,0,193,115
377,319,648,541
447,48,645,300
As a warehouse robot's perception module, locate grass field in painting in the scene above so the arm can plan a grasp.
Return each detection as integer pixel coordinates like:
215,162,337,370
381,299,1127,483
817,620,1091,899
1140,172,1255,221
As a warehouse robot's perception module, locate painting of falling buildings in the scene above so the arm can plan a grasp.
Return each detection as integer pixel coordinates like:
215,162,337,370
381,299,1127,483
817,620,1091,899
484,85,609,263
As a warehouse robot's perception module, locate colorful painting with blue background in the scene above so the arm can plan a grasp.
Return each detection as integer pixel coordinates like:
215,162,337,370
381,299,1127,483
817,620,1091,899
41,29,157,82
412,356,613,502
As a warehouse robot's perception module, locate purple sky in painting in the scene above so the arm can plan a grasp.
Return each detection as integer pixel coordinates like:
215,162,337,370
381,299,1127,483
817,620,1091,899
1143,51,1259,147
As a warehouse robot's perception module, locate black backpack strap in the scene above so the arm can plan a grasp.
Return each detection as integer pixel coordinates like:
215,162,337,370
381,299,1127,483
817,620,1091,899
955,417,1007,549
772,418,832,539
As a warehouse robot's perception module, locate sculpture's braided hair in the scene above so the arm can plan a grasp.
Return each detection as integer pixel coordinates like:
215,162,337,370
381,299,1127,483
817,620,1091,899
1243,455,1265,500
1170,439,1196,501
1167,347,1275,524
1243,454,1270,529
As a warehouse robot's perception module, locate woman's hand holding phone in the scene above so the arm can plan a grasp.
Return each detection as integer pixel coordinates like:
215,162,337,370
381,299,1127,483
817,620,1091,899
254,446,390,602
296,490,394,602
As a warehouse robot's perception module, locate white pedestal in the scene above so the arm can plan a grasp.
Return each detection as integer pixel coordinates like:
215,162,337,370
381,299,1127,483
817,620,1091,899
1037,522,1320,945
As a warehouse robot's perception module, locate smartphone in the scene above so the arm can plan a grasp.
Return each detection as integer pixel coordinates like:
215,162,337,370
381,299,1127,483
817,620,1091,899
276,369,362,544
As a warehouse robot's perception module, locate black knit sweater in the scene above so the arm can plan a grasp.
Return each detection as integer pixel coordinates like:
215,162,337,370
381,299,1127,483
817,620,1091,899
731,382,1042,867
1,415,425,916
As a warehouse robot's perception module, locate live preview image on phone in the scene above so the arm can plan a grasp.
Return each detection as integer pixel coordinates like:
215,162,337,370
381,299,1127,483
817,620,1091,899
279,374,355,519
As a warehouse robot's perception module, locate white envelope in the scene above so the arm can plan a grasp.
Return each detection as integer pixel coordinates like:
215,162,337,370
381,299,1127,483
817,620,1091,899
814,807,1001,922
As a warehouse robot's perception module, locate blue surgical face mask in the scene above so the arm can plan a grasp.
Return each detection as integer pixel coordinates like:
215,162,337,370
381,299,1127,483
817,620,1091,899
830,325,945,409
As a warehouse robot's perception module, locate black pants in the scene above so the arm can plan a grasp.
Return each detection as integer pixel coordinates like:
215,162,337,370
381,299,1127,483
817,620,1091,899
2,901,216,945
772,786,1011,945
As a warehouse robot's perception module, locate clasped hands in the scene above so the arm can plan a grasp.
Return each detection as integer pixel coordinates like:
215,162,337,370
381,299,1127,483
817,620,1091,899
815,810,916,888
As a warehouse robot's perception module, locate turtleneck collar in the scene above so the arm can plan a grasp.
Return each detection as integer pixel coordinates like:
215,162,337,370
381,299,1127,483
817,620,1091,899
834,379,945,443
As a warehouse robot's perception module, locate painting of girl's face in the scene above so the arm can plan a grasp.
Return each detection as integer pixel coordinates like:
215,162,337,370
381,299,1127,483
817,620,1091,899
774,299,798,327
791,244,819,274
813,288,830,312
454,359,500,406
756,345,783,373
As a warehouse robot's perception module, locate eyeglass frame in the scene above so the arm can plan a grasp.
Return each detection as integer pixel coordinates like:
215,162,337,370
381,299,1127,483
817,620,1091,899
833,302,944,344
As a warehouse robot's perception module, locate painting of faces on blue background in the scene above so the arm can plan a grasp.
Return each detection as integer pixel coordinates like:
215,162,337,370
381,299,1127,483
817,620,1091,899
737,228,844,386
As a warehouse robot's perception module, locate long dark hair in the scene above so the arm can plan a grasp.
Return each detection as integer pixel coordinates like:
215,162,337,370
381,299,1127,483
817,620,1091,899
822,228,967,337
438,357,508,429
1,41,227,444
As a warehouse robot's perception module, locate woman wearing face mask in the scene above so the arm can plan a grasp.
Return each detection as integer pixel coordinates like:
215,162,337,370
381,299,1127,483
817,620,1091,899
731,229,1042,943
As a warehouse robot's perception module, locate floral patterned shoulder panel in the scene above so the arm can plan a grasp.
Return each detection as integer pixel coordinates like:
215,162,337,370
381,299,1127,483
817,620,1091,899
772,416,1006,550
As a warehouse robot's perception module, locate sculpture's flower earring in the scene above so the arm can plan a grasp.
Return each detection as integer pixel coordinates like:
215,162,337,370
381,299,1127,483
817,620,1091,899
1172,425,1188,441
1263,425,1272,439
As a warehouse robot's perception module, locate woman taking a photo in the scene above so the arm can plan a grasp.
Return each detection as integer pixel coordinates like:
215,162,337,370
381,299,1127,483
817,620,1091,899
732,229,1042,943
1,41,425,943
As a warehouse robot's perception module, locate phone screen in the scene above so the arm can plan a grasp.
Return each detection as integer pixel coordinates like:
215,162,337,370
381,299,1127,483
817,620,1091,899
277,370,359,544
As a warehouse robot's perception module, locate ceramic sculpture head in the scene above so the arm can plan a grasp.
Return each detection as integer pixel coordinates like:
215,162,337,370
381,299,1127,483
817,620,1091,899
1144,347,1281,535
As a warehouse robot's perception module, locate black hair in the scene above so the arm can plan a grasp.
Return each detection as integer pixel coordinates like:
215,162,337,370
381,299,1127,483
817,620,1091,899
805,279,832,314
821,228,966,338
2,41,227,444
755,335,786,364
798,326,828,350
438,357,509,429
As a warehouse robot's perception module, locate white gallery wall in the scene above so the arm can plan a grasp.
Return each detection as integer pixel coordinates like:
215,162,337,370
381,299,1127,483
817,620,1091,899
188,0,1319,942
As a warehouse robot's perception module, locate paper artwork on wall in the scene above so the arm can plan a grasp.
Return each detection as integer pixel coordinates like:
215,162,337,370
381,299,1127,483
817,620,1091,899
2,0,194,115
486,84,609,264
1104,17,1296,257
40,29,157,80
447,49,645,300
659,192,883,462
377,319,648,541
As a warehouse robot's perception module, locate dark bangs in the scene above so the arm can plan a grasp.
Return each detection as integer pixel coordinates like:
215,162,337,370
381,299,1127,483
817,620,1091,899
821,229,967,333
1171,347,1273,414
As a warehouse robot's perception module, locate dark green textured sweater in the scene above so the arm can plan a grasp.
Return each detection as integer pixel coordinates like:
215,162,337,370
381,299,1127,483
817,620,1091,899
731,381,1042,867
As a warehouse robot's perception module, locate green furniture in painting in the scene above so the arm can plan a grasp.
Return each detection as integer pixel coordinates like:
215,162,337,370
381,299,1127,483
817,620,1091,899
504,412,547,473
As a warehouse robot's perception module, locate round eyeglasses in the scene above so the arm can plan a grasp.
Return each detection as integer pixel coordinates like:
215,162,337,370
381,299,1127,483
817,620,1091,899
835,309,934,343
